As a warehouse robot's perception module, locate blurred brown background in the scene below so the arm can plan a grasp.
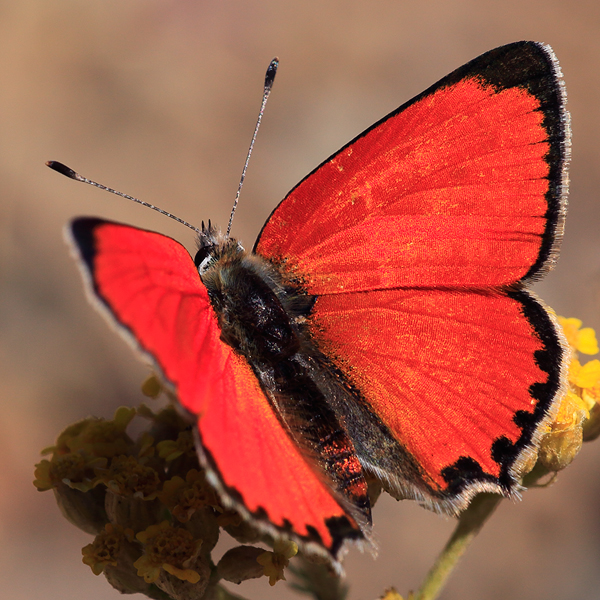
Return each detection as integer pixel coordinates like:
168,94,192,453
2,1,600,599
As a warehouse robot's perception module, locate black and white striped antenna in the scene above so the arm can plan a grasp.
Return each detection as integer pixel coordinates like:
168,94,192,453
46,57,279,238
226,57,279,237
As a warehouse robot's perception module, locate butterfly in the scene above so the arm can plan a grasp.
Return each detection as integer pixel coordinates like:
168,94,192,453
54,41,570,568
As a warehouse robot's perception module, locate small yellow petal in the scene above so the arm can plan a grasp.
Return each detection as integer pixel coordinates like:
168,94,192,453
573,360,600,389
141,374,162,398
380,589,406,600
163,563,201,583
134,555,161,583
582,388,600,410
257,540,297,586
33,460,53,491
558,316,599,355
577,328,599,355
112,407,136,431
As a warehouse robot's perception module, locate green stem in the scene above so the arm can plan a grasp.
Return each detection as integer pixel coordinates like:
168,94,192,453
414,493,502,600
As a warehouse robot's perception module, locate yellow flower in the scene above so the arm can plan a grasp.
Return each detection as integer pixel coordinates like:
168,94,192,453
141,374,162,398
538,391,587,471
159,469,221,522
569,359,600,412
33,452,107,492
134,521,202,584
379,589,411,600
539,316,600,462
569,359,600,396
582,386,600,410
257,539,298,586
156,430,196,462
555,391,588,430
557,316,599,355
82,523,134,575
96,455,161,499
44,407,136,460
570,356,600,442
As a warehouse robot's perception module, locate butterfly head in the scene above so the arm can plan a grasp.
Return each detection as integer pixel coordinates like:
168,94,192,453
194,219,244,277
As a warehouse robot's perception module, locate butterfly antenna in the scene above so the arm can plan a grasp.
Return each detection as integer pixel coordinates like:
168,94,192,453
45,160,202,234
226,57,279,238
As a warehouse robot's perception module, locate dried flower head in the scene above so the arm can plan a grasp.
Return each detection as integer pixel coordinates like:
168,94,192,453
47,407,136,459
134,521,203,584
97,455,162,499
82,523,135,575
159,469,221,522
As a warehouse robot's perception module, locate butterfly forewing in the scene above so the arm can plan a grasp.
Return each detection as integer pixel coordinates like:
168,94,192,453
68,218,365,562
255,42,568,294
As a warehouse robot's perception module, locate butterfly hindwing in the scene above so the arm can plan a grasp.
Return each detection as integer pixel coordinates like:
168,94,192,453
68,217,365,562
310,287,564,511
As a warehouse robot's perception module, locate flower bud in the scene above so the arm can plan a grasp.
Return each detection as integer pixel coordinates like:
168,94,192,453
54,483,107,535
538,392,586,471
217,545,265,584
583,402,600,442
141,374,163,398
221,511,262,545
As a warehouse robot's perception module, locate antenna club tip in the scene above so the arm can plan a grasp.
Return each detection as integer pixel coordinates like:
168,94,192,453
46,160,78,180
265,57,279,90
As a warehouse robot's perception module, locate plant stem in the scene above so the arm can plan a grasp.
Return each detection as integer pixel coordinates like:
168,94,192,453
414,493,502,600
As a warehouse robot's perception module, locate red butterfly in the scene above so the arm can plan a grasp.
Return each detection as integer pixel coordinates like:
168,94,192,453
52,41,570,568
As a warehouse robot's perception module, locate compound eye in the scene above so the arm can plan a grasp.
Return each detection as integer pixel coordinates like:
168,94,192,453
194,246,216,275
194,246,210,268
